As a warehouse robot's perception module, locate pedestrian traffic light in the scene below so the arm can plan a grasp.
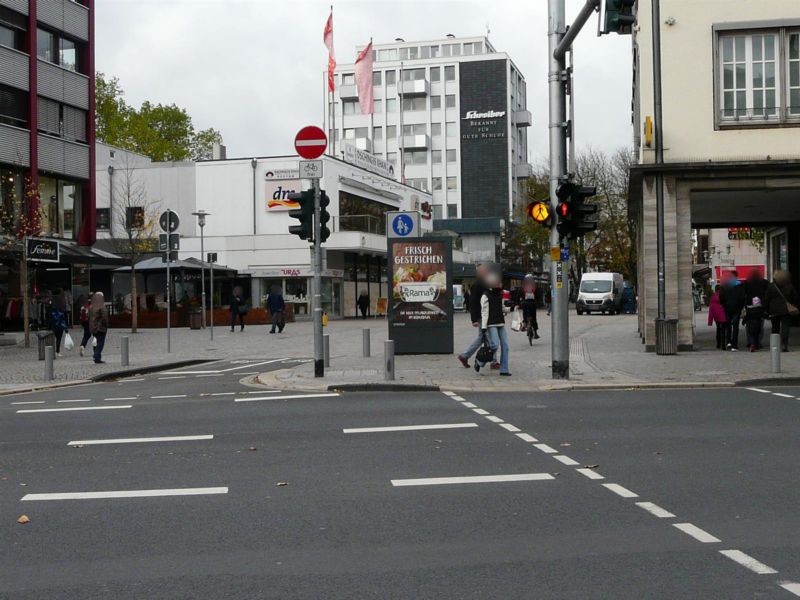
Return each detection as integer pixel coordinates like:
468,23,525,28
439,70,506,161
319,190,331,243
526,201,551,225
287,188,315,241
602,0,636,35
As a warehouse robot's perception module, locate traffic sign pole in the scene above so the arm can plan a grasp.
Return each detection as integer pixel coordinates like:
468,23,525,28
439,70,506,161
312,179,324,377
166,210,172,353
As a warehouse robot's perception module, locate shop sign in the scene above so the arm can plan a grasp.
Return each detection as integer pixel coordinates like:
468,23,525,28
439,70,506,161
343,144,395,179
26,238,60,263
265,168,300,181
248,268,344,279
266,179,302,210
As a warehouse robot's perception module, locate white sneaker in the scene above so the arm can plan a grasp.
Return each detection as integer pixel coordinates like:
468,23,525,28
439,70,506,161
79,347,84,357
56,352,61,358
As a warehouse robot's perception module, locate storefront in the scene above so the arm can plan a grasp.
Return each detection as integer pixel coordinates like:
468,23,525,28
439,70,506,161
245,267,345,320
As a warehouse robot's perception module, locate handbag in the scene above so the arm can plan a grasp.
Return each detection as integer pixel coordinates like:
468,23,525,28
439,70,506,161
774,284,800,316
63,332,74,351
238,305,249,316
511,309,523,332
475,332,496,364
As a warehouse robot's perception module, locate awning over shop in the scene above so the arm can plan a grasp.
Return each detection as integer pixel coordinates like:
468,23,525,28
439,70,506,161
114,256,237,273
0,236,127,266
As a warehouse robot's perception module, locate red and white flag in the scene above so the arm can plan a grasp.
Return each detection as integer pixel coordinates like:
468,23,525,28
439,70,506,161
323,10,336,92
354,40,374,114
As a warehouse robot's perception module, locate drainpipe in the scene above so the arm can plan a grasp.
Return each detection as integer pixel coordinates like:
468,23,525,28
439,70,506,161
251,158,258,235
107,165,114,237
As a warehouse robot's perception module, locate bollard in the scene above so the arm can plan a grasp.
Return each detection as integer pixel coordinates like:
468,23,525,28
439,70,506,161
363,328,370,357
384,339,395,381
770,333,781,374
121,336,129,367
323,334,330,368
44,345,54,381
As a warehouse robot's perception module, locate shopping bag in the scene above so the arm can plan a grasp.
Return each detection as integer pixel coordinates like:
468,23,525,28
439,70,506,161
511,309,524,332
63,332,74,351
91,336,97,348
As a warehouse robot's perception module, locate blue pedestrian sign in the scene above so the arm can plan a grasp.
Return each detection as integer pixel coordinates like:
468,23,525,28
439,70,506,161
386,211,420,239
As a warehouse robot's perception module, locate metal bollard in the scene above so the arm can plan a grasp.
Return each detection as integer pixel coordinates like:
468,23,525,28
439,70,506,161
770,333,781,374
44,345,54,381
363,328,370,357
121,336,129,367
384,339,395,381
323,334,330,368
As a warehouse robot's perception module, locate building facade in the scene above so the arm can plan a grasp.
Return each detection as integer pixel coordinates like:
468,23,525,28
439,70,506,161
325,35,532,262
630,0,800,349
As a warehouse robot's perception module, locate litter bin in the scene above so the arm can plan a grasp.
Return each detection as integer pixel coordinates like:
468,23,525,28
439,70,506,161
655,318,678,355
189,309,202,330
36,330,55,360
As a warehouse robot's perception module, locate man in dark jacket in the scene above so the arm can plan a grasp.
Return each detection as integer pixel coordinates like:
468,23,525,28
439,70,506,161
457,264,488,368
744,269,769,348
764,269,797,352
719,270,746,350
267,286,286,334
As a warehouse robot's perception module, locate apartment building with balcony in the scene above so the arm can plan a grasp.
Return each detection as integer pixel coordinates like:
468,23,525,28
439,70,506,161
325,35,532,263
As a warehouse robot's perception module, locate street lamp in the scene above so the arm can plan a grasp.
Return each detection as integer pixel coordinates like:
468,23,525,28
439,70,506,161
192,210,210,330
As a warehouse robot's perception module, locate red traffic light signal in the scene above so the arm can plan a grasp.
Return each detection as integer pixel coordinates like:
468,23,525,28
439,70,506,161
557,201,571,219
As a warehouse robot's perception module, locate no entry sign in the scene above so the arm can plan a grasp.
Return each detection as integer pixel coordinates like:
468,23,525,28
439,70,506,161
294,126,328,160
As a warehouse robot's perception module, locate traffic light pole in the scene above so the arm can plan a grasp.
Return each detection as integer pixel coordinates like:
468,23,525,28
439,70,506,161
312,179,324,377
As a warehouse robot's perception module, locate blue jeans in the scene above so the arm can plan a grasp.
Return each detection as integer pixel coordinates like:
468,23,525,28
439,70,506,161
484,326,510,374
460,328,483,359
93,331,107,362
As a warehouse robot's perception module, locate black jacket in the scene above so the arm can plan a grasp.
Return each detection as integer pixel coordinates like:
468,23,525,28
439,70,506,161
745,277,768,304
230,295,242,314
469,281,486,324
764,282,797,318
719,283,746,317
480,288,505,329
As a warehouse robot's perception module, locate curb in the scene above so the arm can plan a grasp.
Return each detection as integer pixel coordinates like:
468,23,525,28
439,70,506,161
90,359,215,382
328,383,440,392
0,379,93,397
736,377,800,387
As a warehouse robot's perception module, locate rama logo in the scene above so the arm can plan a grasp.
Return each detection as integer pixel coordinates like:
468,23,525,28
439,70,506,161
463,110,506,119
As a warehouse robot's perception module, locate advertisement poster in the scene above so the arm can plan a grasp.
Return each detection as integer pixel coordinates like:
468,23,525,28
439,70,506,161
389,237,453,354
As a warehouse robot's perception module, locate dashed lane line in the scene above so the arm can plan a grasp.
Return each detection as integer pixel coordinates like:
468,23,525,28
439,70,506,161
158,376,186,380
68,435,214,446
451,396,466,402
534,443,558,454
235,393,340,402
244,390,280,394
780,582,800,597
151,395,187,399
576,468,605,480
553,455,580,466
719,550,778,575
21,487,228,501
462,402,477,408
673,523,721,544
773,393,795,398
11,401,45,405
104,397,137,401
57,399,91,403
17,405,131,414
500,423,521,433
485,415,503,423
343,423,478,434
747,387,772,394
208,392,235,396
197,374,224,378
603,483,639,498
636,502,675,519
122,378,145,382
516,433,538,443
472,408,489,415
391,473,555,487
442,391,457,397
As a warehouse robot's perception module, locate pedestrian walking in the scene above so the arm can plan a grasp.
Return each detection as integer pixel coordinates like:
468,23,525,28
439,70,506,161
707,285,728,350
475,265,511,376
229,287,245,332
515,274,540,345
457,264,488,368
357,290,370,319
89,292,109,364
78,293,93,357
47,290,68,357
764,269,798,352
267,285,286,334
744,269,769,348
743,297,765,352
719,270,746,351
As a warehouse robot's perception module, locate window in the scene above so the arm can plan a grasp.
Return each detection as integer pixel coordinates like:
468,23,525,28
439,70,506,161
60,38,77,72
446,43,461,56
790,32,800,115
430,67,441,82
402,123,426,136
446,176,458,191
63,105,87,142
387,151,398,165
408,46,419,59
407,150,427,165
431,122,442,137
401,97,426,111
96,208,110,231
386,98,397,113
445,94,456,109
37,28,55,63
374,99,383,114
406,178,429,192
0,22,22,51
420,45,430,59
386,70,396,85
387,125,397,139
446,149,457,162
372,71,382,85
343,100,359,115
433,177,443,190
431,96,442,109
446,121,457,137
463,42,473,56
38,97,60,135
447,204,458,218
432,150,442,164
0,84,27,127
430,45,440,58
445,65,456,81
126,206,145,230
401,68,425,81
342,73,355,85
433,204,443,219
378,48,397,62
373,126,383,141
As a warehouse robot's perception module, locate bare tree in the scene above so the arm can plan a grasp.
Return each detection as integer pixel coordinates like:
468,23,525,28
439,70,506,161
110,157,158,333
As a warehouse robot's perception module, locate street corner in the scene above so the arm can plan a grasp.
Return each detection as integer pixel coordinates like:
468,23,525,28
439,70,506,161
255,366,330,393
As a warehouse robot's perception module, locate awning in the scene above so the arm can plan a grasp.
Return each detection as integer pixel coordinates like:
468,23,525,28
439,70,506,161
115,256,236,273
0,236,127,266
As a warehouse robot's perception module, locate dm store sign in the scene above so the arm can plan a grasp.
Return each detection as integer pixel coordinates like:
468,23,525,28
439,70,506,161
265,179,301,211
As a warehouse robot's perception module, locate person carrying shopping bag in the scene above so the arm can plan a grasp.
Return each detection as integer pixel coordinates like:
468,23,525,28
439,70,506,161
78,293,93,357
475,265,511,376
89,292,109,364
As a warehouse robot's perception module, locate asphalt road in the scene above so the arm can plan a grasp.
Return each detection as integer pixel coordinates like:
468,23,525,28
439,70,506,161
2,371,799,599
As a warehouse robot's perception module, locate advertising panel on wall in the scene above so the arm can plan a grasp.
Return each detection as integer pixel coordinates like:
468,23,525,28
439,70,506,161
265,179,302,210
388,237,453,354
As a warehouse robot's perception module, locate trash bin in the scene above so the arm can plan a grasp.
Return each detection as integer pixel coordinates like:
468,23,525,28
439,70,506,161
36,330,55,360
655,318,678,355
189,309,202,330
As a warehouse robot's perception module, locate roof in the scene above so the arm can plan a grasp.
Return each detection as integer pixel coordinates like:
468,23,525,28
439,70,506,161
115,256,236,273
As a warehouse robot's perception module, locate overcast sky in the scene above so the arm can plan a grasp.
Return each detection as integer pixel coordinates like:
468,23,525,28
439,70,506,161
96,0,633,162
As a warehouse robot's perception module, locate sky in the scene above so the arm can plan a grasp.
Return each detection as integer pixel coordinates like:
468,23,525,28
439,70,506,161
96,0,634,162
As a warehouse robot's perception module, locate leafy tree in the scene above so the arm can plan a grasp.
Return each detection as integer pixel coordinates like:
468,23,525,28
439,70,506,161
502,172,551,274
191,128,224,161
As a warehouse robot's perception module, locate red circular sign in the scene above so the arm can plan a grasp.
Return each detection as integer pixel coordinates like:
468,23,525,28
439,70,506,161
294,126,328,160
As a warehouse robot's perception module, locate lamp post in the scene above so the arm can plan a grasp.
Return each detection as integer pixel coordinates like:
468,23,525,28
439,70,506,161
192,210,210,329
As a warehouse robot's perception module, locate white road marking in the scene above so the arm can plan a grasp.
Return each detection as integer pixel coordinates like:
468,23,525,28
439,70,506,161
244,390,279,394
343,423,478,434
11,401,45,405
780,582,800,597
162,359,286,375
576,468,605,480
462,402,477,408
773,393,794,398
235,393,339,402
719,550,777,575
17,405,131,414
151,395,186,399
122,378,145,382
104,397,137,401
442,391,457,396
68,435,214,446
472,408,489,415
636,502,675,518
747,387,772,393
451,396,466,402
57,399,91,403
236,372,258,375
534,443,558,454
197,374,224,378
210,392,235,396
391,473,555,487
516,433,539,443
500,423,521,432
158,376,186,380
673,523,721,543
603,483,639,498
553,455,580,466
485,415,503,423
21,487,228,501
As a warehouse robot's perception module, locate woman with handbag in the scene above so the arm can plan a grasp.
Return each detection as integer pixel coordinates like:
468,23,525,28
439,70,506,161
475,266,511,376
764,270,798,352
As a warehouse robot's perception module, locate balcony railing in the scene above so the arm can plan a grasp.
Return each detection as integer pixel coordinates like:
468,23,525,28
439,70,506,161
338,214,386,236
399,79,430,97
339,84,358,100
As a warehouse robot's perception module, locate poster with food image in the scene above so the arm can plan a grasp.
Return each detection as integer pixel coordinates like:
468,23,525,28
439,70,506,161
391,240,450,324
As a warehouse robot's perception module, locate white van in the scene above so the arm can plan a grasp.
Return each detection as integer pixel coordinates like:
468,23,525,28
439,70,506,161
576,272,624,315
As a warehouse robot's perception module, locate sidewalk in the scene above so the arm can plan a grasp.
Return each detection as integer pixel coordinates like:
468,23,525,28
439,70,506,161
258,311,800,392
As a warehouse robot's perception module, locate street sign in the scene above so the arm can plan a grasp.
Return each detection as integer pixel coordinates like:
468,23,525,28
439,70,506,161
159,210,180,233
26,238,60,263
299,159,323,179
207,252,217,263
386,211,420,238
158,233,180,252
294,126,327,160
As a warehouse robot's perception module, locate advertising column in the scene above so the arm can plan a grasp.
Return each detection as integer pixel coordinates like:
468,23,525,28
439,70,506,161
388,237,453,354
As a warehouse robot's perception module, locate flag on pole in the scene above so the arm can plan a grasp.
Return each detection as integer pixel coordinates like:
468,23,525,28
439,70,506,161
323,9,336,92
354,40,374,115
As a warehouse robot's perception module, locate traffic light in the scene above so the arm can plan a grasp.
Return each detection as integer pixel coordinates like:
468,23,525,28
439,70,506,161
526,201,551,225
602,0,636,35
287,188,314,241
555,182,598,240
319,190,331,243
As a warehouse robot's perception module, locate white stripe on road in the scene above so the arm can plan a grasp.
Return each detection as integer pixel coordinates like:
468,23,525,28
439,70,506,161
576,468,605,480
391,473,555,487
636,501,675,518
472,408,489,415
442,391,457,396
151,395,186,399
516,433,538,443
11,401,45,405
485,415,503,423
244,390,279,394
158,376,185,380
451,396,466,402
104,397,137,401
773,393,795,398
209,392,235,396
747,387,772,393
197,374,224,377
534,443,558,454
780,582,800,597
462,402,477,408
499,423,521,432
719,550,777,575
553,455,580,466
343,423,478,434
603,483,639,498
68,435,214,446
17,405,131,414
673,523,721,543
123,378,145,382
162,359,286,375
235,393,339,402
57,399,91,403
21,486,228,501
